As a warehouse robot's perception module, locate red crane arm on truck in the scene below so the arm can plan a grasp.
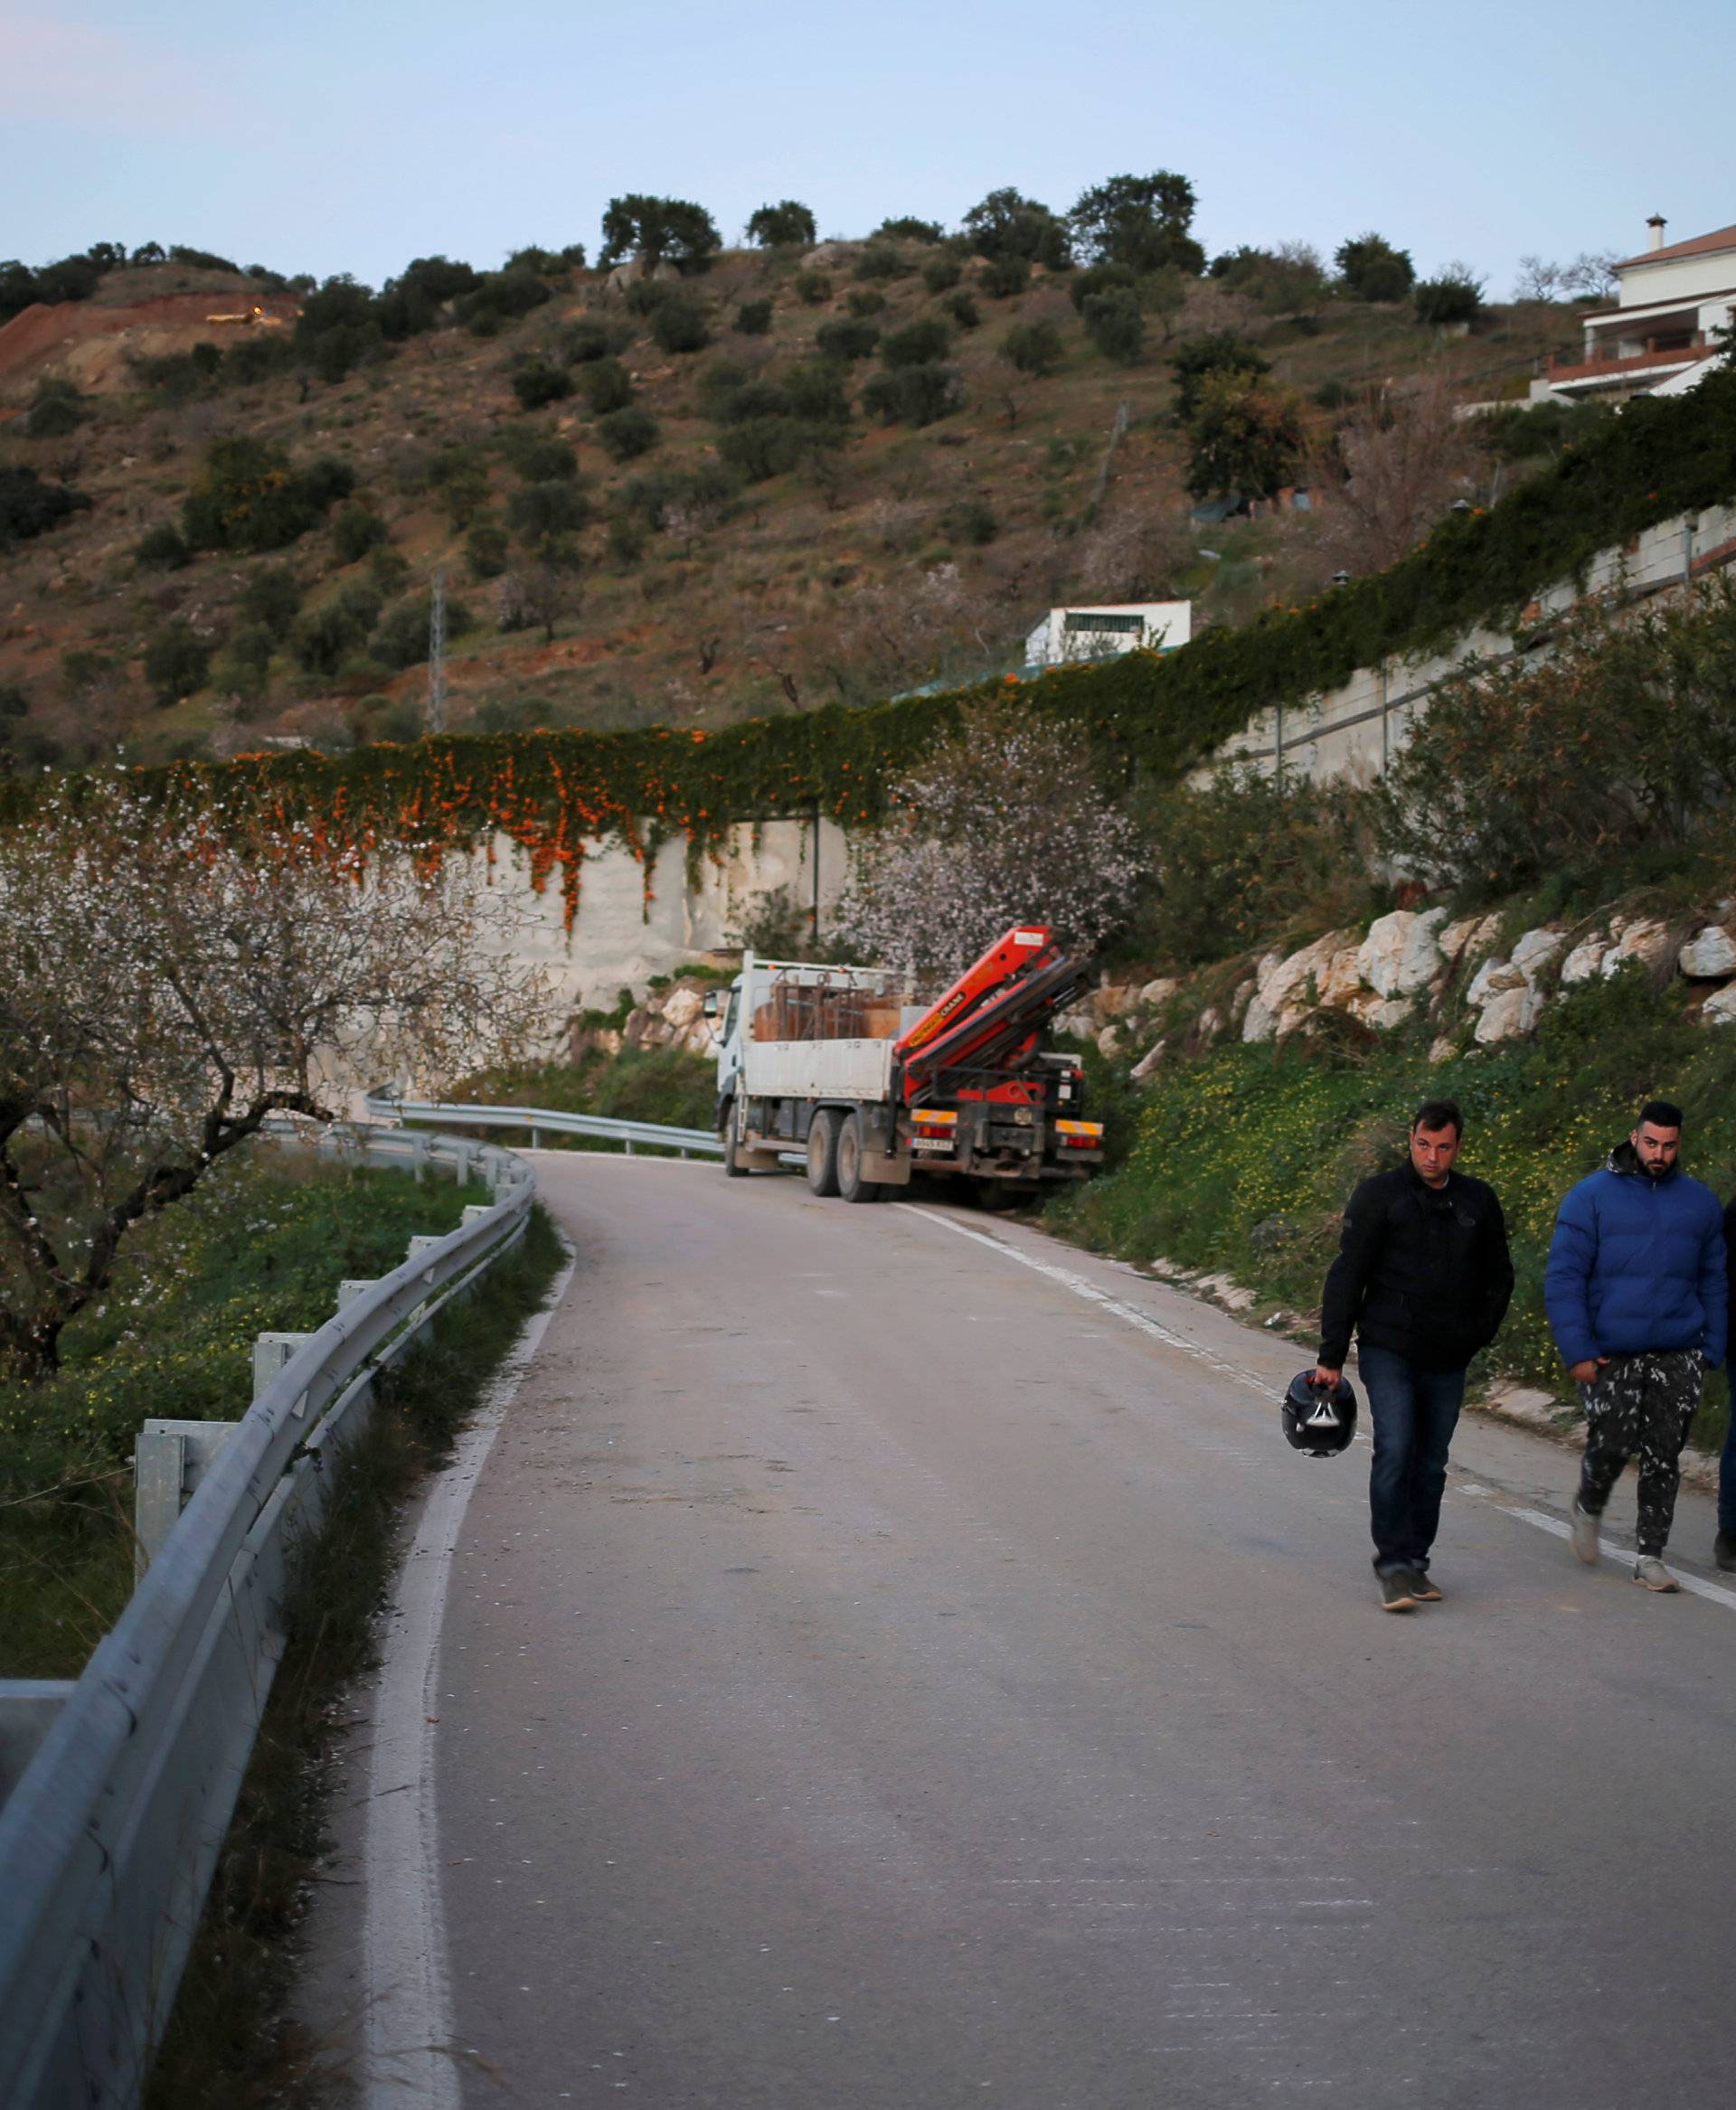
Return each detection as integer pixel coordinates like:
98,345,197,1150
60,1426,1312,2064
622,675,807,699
894,925,1086,1102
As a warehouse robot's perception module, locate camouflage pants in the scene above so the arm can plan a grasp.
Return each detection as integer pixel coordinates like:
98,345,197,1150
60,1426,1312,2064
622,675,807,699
1577,1349,1703,1557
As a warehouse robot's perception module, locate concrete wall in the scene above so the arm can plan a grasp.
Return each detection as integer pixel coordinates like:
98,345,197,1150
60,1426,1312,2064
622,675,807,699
1200,499,1736,788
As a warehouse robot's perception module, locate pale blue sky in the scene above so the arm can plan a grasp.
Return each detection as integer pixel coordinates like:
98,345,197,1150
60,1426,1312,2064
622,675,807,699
4,0,1731,296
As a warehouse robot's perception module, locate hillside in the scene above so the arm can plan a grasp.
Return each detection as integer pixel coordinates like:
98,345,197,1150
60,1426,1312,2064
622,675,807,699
0,231,1580,769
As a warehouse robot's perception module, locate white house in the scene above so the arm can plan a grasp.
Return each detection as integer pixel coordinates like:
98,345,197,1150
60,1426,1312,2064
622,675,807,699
1533,215,1734,404
1024,600,1192,669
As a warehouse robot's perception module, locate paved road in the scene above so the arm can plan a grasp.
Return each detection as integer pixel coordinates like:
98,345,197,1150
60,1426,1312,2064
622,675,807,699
371,1154,1736,2107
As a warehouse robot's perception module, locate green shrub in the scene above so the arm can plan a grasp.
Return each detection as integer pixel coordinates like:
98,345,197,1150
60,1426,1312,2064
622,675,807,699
211,621,275,702
599,195,722,275
793,270,833,306
459,268,552,334
238,565,303,639
876,217,944,245
846,288,886,318
24,379,88,438
135,523,191,570
1170,331,1269,422
562,316,624,363
512,360,574,409
860,363,961,427
372,590,475,671
649,295,712,353
941,290,980,331
0,465,91,550
182,438,351,555
465,517,511,579
1080,290,1144,363
745,201,816,249
941,498,998,545
784,363,852,424
1068,261,1137,311
369,545,410,598
581,358,634,413
735,298,773,335
506,479,592,548
921,254,963,294
716,416,835,482
1003,319,1064,374
881,317,952,368
597,406,661,461
854,244,910,281
143,618,212,704
331,501,389,564
1415,270,1485,325
979,256,1032,298
1335,231,1415,302
816,318,880,362
289,582,382,676
962,187,1071,268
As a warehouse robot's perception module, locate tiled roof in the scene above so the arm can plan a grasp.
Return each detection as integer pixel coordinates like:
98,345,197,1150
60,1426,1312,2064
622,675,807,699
1617,222,1736,270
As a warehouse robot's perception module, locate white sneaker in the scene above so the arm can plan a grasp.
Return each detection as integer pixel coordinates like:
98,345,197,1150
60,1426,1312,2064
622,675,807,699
1632,1555,1681,1593
1570,1501,1600,1565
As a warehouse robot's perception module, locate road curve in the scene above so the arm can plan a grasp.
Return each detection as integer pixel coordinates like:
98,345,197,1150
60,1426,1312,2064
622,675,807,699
409,1154,1734,2107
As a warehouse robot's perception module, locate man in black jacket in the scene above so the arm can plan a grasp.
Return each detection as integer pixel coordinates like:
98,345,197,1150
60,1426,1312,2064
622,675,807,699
1316,1098,1514,1613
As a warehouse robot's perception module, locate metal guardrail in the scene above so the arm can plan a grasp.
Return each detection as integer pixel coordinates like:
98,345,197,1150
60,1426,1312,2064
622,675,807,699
365,1088,724,1157
0,1122,537,2110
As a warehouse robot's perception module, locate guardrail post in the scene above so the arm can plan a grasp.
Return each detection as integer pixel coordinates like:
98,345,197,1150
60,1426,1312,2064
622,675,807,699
134,1418,241,1576
253,1333,314,1402
336,1278,377,1310
453,1140,473,1186
410,1134,427,1183
530,1124,542,1149
461,1204,493,1226
0,1682,76,1804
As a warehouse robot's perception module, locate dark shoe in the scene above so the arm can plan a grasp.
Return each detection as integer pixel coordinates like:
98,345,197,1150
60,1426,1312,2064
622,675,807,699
1715,1531,1736,1574
1409,1570,1443,1602
1378,1570,1417,1613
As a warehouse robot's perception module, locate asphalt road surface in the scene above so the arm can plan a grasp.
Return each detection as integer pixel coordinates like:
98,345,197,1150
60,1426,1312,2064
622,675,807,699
336,1152,1736,2109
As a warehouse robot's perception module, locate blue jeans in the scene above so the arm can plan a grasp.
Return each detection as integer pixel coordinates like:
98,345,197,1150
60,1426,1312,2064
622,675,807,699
1721,1410,1736,1540
1357,1344,1467,1574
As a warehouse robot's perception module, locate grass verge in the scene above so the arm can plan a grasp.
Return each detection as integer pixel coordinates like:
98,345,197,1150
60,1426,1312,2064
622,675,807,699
0,1151,489,1679
1047,967,1736,1455
143,1201,566,2108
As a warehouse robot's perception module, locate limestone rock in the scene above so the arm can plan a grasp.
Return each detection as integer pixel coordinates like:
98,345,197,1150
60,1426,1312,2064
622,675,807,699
1560,932,1609,986
1509,927,1567,979
1094,982,1137,1022
1097,1024,1123,1058
661,986,704,1030
1600,918,1673,978
1054,1007,1094,1041
1345,992,1415,1031
1474,985,1543,1044
1703,984,1736,1027
1429,1034,1458,1063
1439,912,1504,965
1316,945,1366,1008
1230,976,1259,1025
1138,976,1181,1010
1129,1039,1166,1083
1194,1006,1225,1050
1357,908,1448,998
1467,956,1526,1007
1241,994,1278,1044
1680,926,1736,978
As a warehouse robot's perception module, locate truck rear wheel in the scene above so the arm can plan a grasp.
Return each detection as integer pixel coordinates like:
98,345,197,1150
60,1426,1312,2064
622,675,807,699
835,1113,882,1204
806,1109,841,1196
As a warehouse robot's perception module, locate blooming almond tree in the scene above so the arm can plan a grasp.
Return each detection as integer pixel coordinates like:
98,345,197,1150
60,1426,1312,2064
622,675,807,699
835,703,1145,990
0,779,548,1379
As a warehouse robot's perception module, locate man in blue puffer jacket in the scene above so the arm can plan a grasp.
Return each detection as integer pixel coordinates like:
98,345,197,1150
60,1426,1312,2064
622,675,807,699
1545,1099,1726,1593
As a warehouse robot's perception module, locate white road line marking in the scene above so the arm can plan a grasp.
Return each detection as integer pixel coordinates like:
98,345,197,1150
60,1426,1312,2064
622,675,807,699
362,1241,577,2109
906,1207,1736,1612
903,1206,1271,1399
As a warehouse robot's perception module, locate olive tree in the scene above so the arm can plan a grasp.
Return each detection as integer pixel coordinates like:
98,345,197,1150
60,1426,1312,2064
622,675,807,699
0,780,547,1379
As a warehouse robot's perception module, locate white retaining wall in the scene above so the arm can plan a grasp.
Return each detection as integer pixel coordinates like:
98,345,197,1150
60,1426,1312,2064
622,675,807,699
1203,500,1736,786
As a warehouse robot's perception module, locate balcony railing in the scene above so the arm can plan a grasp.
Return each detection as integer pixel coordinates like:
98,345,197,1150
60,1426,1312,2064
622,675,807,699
1546,343,1709,382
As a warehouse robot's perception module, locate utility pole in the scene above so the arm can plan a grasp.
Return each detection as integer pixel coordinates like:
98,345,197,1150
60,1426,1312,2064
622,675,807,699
426,569,448,734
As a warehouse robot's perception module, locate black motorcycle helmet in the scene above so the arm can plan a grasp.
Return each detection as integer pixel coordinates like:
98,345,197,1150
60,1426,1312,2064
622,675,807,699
1282,1369,1357,1457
